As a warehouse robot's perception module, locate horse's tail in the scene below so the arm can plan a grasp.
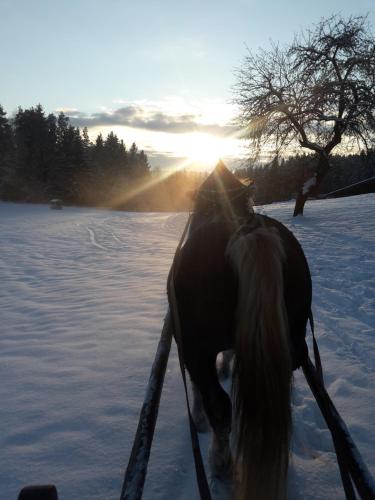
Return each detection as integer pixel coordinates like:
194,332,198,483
226,224,292,500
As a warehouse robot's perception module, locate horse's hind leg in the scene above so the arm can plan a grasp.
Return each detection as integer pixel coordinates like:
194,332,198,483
217,349,233,380
187,352,232,479
191,382,209,433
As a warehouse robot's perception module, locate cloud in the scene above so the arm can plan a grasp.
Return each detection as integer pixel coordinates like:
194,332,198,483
68,105,238,137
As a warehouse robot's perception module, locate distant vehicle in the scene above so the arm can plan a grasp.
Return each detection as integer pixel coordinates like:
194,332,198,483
49,199,63,210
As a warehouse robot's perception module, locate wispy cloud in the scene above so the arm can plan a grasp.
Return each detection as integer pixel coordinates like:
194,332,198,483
60,99,247,169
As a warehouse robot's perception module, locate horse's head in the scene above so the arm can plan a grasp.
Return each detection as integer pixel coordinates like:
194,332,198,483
193,161,254,224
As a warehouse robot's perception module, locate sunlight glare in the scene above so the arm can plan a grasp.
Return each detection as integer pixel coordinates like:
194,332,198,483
180,132,239,169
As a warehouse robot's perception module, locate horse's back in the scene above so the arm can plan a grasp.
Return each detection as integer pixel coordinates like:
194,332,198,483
174,219,237,354
174,213,311,367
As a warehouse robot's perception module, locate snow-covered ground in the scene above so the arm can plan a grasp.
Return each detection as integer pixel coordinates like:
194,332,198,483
0,195,374,500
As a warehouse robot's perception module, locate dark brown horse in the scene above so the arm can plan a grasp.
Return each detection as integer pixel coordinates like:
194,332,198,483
171,162,312,500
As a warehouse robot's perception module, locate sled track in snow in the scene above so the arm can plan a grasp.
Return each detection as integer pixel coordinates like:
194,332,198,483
86,226,107,250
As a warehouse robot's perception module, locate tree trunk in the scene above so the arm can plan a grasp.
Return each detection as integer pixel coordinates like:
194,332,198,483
293,191,309,216
293,155,330,216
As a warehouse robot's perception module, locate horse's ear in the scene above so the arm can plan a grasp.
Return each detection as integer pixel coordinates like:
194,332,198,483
247,180,256,196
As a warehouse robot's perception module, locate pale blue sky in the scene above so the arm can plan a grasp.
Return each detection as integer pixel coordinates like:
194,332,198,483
1,0,374,167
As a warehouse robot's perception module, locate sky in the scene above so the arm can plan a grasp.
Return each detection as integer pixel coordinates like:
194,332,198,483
1,0,374,170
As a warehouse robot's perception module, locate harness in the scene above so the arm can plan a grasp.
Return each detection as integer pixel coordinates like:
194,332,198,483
167,213,212,500
195,184,254,221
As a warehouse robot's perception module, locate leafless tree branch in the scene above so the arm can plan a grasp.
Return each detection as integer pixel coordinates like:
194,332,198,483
233,14,375,214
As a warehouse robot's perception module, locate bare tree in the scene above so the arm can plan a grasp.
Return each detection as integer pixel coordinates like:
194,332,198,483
234,15,375,215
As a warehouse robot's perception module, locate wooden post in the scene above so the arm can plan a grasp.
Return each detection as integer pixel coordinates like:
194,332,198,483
120,312,173,500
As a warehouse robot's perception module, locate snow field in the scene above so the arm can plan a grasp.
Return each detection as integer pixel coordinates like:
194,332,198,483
0,195,374,499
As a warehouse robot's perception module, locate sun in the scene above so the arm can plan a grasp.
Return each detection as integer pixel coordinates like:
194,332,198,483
185,136,222,165
180,132,240,169
106,126,246,172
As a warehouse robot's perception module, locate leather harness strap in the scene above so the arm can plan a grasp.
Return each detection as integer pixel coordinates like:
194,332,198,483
303,314,375,499
167,214,213,500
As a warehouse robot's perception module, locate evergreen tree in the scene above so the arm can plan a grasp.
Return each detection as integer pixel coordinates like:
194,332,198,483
0,104,152,206
82,127,91,151
0,105,13,158
137,150,150,177
49,112,86,201
14,104,52,200
0,105,16,199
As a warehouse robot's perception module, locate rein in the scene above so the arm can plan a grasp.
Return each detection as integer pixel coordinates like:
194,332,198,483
167,213,213,500
303,316,375,500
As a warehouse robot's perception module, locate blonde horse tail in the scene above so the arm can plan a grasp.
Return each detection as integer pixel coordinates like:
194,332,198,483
226,224,292,500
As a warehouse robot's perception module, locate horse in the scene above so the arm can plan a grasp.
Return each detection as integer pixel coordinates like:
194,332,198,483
170,161,312,500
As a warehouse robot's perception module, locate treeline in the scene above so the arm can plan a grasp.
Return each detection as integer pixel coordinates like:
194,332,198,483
1,104,374,210
235,152,375,205
0,104,150,206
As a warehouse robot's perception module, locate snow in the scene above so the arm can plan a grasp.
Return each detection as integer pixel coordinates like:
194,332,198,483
302,174,317,195
0,195,374,500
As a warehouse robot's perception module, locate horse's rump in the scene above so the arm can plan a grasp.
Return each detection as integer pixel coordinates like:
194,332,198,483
175,213,311,367
237,214,312,369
